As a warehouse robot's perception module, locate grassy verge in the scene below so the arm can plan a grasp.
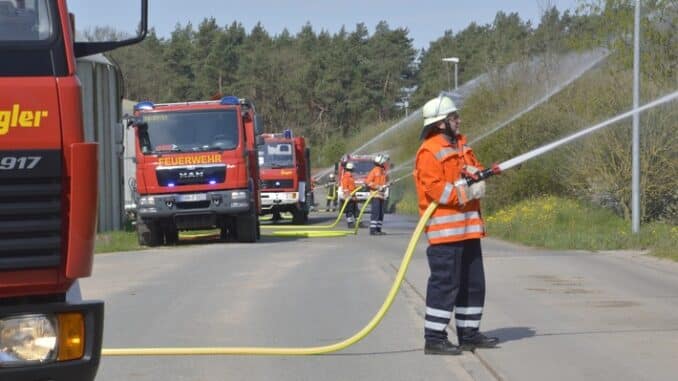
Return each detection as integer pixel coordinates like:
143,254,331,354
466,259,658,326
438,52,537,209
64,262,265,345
95,230,141,254
486,196,677,261
94,229,223,254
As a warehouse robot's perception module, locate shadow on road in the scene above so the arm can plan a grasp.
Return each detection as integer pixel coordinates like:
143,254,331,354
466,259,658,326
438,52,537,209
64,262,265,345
484,326,537,344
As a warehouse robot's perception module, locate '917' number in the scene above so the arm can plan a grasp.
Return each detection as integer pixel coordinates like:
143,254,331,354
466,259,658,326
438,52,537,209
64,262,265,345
0,156,42,170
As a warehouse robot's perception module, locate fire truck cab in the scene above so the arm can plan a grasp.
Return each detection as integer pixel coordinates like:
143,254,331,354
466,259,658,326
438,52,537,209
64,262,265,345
130,96,263,245
337,153,391,203
258,130,312,224
0,1,148,379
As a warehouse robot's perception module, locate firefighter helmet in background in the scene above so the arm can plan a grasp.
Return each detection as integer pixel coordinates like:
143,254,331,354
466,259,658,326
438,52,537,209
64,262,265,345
345,162,355,171
421,94,458,139
373,154,387,166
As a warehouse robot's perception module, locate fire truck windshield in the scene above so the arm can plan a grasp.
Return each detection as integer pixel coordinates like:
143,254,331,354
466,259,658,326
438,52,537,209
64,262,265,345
350,160,375,175
0,0,53,42
259,142,294,168
139,110,239,154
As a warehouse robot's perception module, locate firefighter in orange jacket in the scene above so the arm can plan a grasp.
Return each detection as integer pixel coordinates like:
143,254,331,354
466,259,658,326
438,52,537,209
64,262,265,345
341,162,358,228
414,94,499,355
365,154,389,235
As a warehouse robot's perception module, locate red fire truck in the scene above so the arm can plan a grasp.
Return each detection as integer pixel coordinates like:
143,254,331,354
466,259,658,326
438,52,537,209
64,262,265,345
0,1,147,379
258,130,312,224
337,153,391,204
130,96,263,245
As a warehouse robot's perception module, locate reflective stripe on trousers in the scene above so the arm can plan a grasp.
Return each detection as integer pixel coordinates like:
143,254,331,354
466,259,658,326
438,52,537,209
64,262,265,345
424,239,486,342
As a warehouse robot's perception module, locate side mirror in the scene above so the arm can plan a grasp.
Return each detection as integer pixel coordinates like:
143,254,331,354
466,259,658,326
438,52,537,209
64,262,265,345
254,115,264,136
74,0,148,58
255,135,265,147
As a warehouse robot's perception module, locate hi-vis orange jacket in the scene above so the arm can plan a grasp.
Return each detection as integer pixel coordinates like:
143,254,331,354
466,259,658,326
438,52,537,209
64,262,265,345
341,171,357,199
414,133,486,245
365,165,388,199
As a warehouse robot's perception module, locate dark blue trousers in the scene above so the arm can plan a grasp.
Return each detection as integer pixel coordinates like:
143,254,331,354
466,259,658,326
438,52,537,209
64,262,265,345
369,198,384,233
345,200,357,226
424,239,486,343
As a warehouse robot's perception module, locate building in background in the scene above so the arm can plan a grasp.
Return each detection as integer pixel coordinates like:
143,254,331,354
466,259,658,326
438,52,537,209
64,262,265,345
76,54,125,232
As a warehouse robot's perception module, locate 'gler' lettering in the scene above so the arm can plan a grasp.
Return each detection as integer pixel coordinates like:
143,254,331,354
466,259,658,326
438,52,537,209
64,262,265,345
0,104,49,136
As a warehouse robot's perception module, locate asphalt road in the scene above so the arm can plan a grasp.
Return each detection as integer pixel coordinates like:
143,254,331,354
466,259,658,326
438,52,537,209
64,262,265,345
81,211,678,381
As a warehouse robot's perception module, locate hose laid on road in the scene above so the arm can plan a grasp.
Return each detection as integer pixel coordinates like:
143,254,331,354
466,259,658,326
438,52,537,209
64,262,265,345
101,202,437,356
261,187,362,230
269,192,376,238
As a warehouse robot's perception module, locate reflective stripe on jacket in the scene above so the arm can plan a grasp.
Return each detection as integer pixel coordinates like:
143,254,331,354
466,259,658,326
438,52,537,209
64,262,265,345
341,172,357,198
365,166,388,190
414,133,486,244
326,182,337,199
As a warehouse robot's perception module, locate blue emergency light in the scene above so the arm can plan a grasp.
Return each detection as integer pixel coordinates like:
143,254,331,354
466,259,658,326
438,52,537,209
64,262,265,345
134,101,155,111
283,129,292,139
220,96,240,105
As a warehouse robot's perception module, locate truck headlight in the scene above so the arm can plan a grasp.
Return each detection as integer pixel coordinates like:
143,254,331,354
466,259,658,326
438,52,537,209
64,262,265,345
231,191,247,200
1,314,57,366
139,196,155,206
0,312,85,367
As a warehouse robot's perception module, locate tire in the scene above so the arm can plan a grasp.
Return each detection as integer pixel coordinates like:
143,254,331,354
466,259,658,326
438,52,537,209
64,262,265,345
235,211,258,242
164,227,179,245
292,207,308,224
137,220,162,247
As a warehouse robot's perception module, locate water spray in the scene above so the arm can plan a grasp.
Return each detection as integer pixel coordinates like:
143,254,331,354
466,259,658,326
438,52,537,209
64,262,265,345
461,91,678,185
468,50,609,145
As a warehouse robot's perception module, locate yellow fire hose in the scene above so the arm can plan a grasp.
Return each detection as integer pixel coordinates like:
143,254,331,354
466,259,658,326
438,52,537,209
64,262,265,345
269,192,376,238
101,202,437,356
261,187,363,229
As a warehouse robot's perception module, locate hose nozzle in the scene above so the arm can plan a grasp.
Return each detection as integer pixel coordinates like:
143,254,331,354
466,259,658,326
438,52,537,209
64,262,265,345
466,163,501,185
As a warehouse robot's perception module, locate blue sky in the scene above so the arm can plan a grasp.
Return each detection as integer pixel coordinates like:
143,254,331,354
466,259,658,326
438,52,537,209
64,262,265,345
69,0,581,49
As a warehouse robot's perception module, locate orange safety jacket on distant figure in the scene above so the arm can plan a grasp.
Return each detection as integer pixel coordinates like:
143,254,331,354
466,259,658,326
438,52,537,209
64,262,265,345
341,171,357,199
365,165,388,199
413,133,486,245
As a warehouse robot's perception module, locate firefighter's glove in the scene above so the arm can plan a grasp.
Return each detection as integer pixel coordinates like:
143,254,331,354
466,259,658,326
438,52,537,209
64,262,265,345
469,181,486,200
454,178,485,206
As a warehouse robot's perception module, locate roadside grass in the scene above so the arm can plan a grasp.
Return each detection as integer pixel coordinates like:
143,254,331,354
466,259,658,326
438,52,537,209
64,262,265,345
486,196,677,260
95,230,141,254
94,229,222,254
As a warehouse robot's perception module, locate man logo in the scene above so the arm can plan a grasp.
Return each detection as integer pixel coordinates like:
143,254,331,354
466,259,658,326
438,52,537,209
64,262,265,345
179,170,204,179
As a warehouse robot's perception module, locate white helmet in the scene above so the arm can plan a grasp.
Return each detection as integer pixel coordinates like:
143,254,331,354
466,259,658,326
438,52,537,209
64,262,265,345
345,162,355,171
373,154,387,166
423,94,457,126
329,173,336,180
421,94,458,138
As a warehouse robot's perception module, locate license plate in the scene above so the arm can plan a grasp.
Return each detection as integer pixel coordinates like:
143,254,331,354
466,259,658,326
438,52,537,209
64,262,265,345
178,193,207,202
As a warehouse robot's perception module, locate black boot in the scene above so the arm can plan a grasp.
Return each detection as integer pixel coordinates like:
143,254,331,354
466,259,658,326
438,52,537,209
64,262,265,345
424,339,462,355
458,331,499,350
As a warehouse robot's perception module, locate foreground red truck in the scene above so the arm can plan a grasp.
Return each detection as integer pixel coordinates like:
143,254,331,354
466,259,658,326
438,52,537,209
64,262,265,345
130,96,263,245
258,130,312,224
0,1,147,380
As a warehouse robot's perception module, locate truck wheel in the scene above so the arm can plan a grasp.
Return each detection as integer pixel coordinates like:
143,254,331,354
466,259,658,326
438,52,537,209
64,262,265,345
236,212,258,242
164,228,179,245
137,221,162,247
220,223,231,241
292,208,308,224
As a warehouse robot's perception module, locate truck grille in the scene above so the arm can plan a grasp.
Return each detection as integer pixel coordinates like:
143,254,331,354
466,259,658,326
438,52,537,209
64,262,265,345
156,165,226,186
0,177,62,270
261,179,294,189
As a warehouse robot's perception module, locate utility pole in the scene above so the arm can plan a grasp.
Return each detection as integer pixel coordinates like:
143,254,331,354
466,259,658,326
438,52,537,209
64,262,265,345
632,0,641,233
442,57,459,92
